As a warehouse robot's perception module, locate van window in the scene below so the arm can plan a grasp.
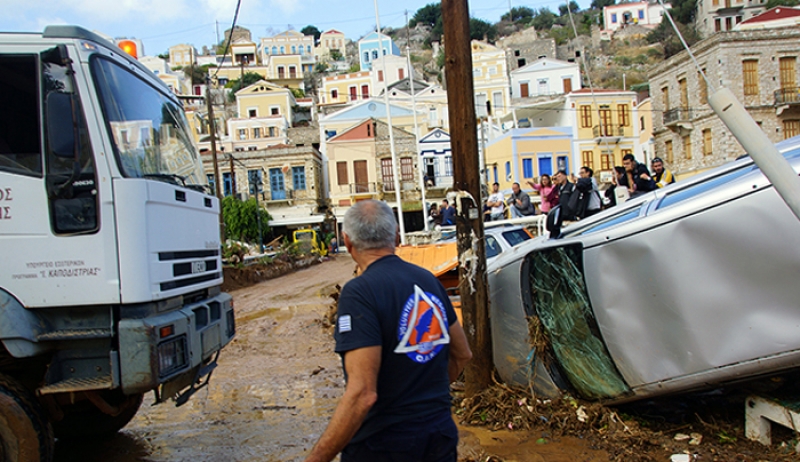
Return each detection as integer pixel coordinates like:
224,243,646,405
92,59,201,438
0,54,42,176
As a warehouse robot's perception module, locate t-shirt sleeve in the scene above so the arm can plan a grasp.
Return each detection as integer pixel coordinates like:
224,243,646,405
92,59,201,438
442,290,458,328
334,281,383,354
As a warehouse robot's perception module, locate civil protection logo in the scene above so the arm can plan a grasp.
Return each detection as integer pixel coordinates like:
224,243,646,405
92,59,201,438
394,285,450,363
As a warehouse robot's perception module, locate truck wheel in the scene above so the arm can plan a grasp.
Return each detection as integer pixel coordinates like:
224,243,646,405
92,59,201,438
53,391,143,440
0,374,54,462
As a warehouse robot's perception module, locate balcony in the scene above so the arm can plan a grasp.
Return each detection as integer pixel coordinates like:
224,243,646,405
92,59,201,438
592,124,624,143
663,107,694,133
775,87,800,106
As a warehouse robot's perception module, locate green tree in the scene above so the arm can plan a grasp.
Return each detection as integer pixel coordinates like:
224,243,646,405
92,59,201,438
765,0,799,7
226,71,265,91
591,0,615,9
501,6,535,22
290,88,305,98
222,196,271,243
470,18,497,42
531,9,558,30
670,0,698,24
410,3,442,27
558,1,580,16
301,25,322,42
183,64,216,85
329,49,343,61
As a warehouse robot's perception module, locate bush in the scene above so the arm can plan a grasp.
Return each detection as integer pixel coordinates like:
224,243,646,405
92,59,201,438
221,196,271,243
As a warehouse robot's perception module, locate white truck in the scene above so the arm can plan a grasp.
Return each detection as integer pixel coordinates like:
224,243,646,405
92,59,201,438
0,26,234,460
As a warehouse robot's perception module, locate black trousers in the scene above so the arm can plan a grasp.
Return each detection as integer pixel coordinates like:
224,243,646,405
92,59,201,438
341,411,458,462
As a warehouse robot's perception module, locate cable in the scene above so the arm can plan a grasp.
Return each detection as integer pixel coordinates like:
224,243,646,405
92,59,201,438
213,0,243,80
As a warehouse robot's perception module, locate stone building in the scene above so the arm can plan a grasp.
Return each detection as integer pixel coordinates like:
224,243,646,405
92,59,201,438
496,28,557,73
647,27,800,178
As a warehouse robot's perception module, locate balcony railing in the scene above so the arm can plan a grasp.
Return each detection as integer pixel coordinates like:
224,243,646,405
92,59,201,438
336,182,377,195
592,125,624,138
775,87,800,106
663,107,693,125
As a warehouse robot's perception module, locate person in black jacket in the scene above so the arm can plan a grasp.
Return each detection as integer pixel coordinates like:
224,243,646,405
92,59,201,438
618,154,656,198
553,170,577,220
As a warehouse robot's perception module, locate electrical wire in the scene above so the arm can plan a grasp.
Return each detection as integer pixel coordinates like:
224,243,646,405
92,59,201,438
213,0,243,80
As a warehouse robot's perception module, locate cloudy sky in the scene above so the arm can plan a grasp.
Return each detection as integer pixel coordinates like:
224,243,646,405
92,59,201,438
0,0,582,55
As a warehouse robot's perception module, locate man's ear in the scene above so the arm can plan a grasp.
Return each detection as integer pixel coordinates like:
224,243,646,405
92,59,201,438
343,232,353,250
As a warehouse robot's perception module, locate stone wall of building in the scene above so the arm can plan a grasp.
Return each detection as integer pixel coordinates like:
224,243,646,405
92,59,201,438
647,28,800,176
288,125,320,147
497,28,557,72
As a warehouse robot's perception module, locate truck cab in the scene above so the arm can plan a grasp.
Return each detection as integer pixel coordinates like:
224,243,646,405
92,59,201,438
0,26,234,459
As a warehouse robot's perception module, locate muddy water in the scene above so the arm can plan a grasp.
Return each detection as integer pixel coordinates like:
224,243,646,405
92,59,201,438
54,255,607,462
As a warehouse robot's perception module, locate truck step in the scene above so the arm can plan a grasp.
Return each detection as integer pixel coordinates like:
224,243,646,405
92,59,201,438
37,328,112,341
38,375,113,395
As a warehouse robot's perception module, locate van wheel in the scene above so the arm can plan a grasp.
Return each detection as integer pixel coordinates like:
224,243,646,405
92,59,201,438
53,391,143,440
0,374,54,462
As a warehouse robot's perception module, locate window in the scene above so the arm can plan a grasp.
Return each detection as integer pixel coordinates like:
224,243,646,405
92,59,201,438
381,158,394,190
611,13,617,23
662,86,670,111
299,46,304,55
715,18,721,32
702,128,712,156
444,156,453,176
580,105,592,128
253,127,261,139
582,151,594,170
331,89,338,99
492,91,503,113
292,166,306,190
247,146,257,151
278,66,285,79
638,10,644,19
307,45,312,53
378,70,383,82
429,107,438,126
505,161,511,179
783,120,799,140
248,109,257,118
361,84,370,100
488,66,497,75
207,174,216,193
779,57,797,102
372,50,378,60
665,140,674,163
289,66,297,78
600,152,612,171
280,46,285,54
400,157,413,181
398,68,404,80
291,45,296,54
599,106,612,135
223,172,232,196
683,135,692,160
271,46,277,55
679,78,688,108
336,161,348,185
742,59,758,96
238,129,247,140
522,158,533,178
617,104,629,127
268,127,276,137
473,68,481,77
271,107,280,115
640,116,646,131
363,51,369,62
698,70,708,105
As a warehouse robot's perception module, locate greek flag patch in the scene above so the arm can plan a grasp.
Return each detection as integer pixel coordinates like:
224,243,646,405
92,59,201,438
338,314,352,333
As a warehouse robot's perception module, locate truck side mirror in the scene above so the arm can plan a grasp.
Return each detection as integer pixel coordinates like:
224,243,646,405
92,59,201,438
45,92,76,159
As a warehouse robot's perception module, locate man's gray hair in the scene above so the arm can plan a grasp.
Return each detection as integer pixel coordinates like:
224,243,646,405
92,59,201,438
343,200,397,250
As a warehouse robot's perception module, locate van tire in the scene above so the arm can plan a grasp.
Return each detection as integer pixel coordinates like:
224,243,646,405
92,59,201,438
0,373,54,462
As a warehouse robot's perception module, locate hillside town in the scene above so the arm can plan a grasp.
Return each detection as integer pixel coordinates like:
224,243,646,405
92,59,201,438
111,1,800,245
2,1,800,461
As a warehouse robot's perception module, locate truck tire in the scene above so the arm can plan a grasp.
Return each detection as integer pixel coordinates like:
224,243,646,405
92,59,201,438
53,391,143,440
0,374,54,462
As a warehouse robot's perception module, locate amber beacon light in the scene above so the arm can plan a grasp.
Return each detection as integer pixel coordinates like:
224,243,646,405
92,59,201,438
118,39,138,59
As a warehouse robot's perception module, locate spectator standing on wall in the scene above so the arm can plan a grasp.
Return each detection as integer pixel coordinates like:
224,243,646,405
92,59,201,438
526,174,557,213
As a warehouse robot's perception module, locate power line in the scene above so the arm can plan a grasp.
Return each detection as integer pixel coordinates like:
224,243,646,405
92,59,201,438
213,0,243,80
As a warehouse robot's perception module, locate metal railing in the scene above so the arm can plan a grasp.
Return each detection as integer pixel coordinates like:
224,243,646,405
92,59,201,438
592,125,625,138
663,107,693,125
775,87,800,105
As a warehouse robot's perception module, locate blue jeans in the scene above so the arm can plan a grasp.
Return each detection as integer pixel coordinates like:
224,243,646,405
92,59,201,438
341,411,458,462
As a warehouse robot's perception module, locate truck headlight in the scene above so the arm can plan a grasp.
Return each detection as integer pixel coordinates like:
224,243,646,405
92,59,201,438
158,335,188,377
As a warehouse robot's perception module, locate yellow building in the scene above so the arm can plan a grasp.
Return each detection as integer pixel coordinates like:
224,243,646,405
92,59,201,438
471,40,511,118
210,54,305,91
485,127,573,192
260,30,316,74
319,71,373,106
169,44,196,68
230,39,257,65
224,80,296,151
316,29,347,62
636,97,655,166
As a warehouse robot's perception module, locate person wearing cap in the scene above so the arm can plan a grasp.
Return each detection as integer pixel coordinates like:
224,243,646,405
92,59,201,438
651,157,675,188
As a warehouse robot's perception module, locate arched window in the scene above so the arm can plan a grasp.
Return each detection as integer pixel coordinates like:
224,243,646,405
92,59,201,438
291,45,296,54
271,46,277,55
280,46,285,54
372,50,378,60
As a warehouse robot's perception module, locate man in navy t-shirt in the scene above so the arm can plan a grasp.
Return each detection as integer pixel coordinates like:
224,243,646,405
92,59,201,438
305,200,472,462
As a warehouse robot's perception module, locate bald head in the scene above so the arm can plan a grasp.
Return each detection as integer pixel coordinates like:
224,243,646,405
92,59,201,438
343,200,398,251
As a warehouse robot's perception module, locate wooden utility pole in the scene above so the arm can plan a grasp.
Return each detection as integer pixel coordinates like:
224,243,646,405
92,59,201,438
442,0,492,396
206,77,224,239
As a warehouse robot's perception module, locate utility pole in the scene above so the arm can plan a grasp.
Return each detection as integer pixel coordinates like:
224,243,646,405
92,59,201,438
206,76,224,239
229,154,236,198
442,0,492,396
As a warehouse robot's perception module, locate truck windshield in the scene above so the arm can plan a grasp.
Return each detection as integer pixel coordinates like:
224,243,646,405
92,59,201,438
90,57,206,188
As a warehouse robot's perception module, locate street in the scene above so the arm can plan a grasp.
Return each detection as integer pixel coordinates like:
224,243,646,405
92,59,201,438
52,256,610,462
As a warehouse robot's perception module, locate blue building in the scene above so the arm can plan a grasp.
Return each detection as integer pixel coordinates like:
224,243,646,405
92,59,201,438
357,32,401,71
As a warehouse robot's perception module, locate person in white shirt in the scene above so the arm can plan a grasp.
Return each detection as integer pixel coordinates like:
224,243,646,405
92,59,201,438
486,182,506,221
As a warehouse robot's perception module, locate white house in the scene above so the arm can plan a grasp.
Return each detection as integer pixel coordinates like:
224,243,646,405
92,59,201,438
603,1,670,32
510,58,581,99
418,128,453,189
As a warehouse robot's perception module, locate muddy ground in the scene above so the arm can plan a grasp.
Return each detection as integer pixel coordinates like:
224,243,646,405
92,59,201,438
53,256,798,461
